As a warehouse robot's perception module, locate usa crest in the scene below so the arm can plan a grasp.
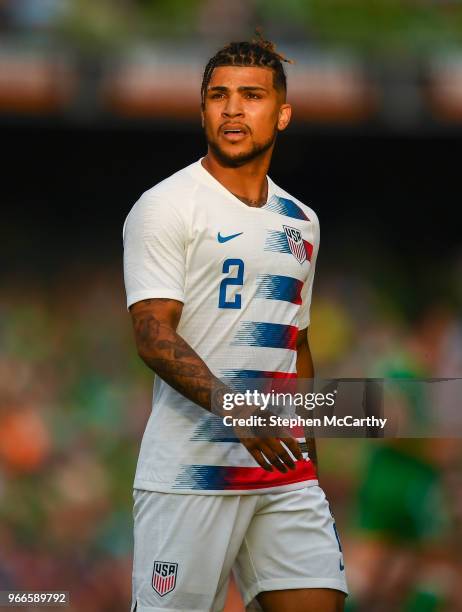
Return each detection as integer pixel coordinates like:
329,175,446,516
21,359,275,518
283,225,306,264
152,561,178,596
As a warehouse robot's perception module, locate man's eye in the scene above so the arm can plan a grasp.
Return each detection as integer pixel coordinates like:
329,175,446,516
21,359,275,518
210,93,224,99
246,93,261,99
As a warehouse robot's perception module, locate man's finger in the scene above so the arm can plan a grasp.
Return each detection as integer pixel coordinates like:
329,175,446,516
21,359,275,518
260,442,288,473
242,440,273,471
280,437,303,461
264,438,296,470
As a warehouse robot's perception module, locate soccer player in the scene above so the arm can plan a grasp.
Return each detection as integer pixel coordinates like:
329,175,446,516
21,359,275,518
123,38,348,612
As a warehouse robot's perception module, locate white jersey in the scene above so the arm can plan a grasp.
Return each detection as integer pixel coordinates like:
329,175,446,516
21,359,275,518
123,158,320,495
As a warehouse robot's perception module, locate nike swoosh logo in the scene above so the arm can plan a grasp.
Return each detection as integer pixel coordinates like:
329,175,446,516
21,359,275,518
217,232,243,243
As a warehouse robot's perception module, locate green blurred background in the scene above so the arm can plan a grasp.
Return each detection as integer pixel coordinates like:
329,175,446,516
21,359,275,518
1,1,462,611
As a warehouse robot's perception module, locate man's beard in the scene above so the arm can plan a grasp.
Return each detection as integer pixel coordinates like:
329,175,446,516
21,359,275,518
205,127,277,168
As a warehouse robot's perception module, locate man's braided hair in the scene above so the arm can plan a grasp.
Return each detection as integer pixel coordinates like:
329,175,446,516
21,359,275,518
201,34,293,109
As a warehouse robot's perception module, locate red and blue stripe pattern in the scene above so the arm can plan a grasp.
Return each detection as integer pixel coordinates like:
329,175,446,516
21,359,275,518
264,195,310,221
220,369,297,379
256,274,303,304
219,369,298,392
304,240,314,261
265,230,291,254
265,230,313,262
191,414,239,442
172,461,317,490
218,369,298,393
232,322,298,350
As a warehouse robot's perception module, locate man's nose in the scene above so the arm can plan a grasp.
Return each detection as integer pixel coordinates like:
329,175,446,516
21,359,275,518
222,94,244,117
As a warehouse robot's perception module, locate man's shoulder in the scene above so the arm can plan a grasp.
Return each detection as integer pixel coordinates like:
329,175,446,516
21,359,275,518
129,160,199,214
122,161,199,239
270,180,319,228
141,160,199,202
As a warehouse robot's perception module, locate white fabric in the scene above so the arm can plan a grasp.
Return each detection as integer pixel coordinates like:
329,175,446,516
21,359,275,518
130,485,348,611
123,159,320,494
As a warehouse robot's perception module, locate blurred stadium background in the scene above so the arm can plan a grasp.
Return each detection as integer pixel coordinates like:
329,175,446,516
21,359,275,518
1,1,462,610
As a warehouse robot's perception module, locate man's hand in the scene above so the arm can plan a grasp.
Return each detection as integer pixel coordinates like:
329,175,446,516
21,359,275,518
230,405,304,473
240,434,303,473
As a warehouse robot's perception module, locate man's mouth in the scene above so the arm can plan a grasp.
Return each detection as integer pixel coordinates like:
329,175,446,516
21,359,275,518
221,126,248,141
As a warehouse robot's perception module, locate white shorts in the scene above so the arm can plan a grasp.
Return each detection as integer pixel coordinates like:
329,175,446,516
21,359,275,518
130,485,348,612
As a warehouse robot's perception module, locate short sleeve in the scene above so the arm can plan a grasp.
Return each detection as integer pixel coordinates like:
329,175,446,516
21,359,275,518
123,192,186,310
298,217,320,329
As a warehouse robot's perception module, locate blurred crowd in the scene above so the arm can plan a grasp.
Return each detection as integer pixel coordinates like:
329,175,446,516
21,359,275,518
0,267,151,611
310,275,462,612
0,257,461,611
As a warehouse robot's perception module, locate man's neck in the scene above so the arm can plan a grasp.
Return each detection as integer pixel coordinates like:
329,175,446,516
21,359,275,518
201,152,270,208
231,193,267,208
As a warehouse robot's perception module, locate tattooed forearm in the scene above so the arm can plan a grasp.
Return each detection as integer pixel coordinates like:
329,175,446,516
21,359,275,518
155,338,200,361
132,308,227,414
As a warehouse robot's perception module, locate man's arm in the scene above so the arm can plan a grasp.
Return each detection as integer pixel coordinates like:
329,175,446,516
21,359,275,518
130,297,216,411
296,328,319,473
296,328,314,379
129,297,303,473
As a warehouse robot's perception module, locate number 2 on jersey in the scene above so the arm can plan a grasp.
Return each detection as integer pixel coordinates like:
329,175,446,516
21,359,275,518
218,258,244,309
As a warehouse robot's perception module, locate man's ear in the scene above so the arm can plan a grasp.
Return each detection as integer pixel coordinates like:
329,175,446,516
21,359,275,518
277,103,292,132
201,108,205,128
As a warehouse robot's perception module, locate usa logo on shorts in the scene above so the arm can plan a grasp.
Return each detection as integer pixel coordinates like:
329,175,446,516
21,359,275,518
283,225,306,264
152,561,178,596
